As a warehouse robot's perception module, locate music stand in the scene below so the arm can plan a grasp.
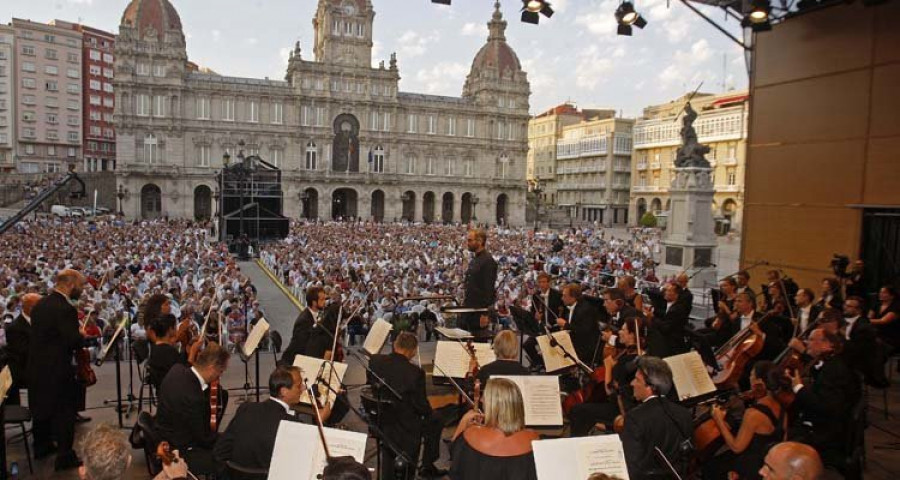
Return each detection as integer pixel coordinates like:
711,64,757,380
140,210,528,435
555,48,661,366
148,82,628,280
509,305,540,364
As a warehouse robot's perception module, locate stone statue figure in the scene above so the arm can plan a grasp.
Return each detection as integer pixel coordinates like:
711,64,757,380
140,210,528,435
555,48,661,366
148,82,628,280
332,115,360,172
674,102,711,169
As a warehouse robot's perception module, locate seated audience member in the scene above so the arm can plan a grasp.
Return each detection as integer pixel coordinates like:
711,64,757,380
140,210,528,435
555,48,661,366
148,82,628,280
215,365,331,474
621,356,693,480
870,285,900,350
705,361,787,479
759,442,824,480
450,378,539,480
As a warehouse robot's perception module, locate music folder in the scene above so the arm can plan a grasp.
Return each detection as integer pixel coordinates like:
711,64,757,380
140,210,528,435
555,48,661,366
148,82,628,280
664,351,717,402
432,341,495,379
242,318,270,357
533,434,631,480
268,421,367,480
361,318,392,356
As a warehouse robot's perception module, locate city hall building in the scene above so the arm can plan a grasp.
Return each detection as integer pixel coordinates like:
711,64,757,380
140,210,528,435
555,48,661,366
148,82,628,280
114,0,530,224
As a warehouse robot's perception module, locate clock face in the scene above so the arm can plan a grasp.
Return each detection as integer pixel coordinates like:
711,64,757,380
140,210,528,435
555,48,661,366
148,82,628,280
343,4,356,15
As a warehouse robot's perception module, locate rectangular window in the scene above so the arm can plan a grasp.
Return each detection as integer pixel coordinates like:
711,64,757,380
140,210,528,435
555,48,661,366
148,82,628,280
197,97,210,119
67,52,78,63
383,112,390,132
89,95,101,106
270,149,281,168
68,99,79,110
301,106,310,126
24,143,36,153
22,45,35,56
249,101,259,123
153,64,166,77
465,159,473,177
22,78,36,89
45,65,58,75
22,111,36,122
136,63,150,76
407,114,417,133
199,145,210,167
23,95,36,105
67,131,78,142
508,122,515,140
45,80,58,92
448,117,455,136
103,98,113,107
44,34,55,44
90,79,101,90
272,103,283,124
223,99,235,121
154,95,166,117
103,53,113,63
46,113,58,124
22,62,36,72
357,23,364,37
444,159,452,176
427,115,436,134
90,111,101,121
103,68,113,78
370,111,378,131
467,119,475,137
426,156,435,175
89,50,101,61
90,125,101,136
45,49,57,60
136,94,150,117
497,121,505,140
89,65,101,76
316,107,325,126
48,146,56,156
67,83,79,94
103,83,113,93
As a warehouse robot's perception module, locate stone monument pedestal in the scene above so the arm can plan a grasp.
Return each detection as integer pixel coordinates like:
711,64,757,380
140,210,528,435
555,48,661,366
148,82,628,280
657,167,718,289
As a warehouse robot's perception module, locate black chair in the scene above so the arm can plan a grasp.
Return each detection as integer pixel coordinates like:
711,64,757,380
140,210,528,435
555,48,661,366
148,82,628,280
132,411,162,475
226,460,269,480
841,395,868,480
270,330,283,366
3,405,33,474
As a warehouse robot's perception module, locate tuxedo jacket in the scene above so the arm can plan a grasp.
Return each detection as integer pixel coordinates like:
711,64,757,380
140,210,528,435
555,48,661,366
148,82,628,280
214,399,299,471
622,396,693,480
4,314,30,387
26,291,82,418
647,303,690,358
156,363,217,450
794,354,861,453
565,301,602,366
281,308,315,365
368,352,431,452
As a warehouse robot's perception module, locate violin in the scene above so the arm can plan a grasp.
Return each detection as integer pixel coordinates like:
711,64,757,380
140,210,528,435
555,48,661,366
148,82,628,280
156,441,199,480
76,307,98,387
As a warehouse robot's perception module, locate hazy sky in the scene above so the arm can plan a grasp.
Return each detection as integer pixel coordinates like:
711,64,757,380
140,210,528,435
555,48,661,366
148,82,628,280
11,0,749,117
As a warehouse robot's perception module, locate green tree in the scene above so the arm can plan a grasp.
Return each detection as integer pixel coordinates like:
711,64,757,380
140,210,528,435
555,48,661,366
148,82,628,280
639,211,658,228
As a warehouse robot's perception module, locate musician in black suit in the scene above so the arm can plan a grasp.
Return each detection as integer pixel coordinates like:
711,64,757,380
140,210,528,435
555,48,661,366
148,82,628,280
622,356,693,480
214,365,331,474
462,228,498,338
645,283,690,358
557,283,602,366
281,286,326,365
4,293,40,406
156,342,230,476
787,327,862,473
368,333,446,479
26,270,85,470
475,330,530,385
736,270,756,302
794,288,823,334
841,296,887,387
523,273,564,368
304,301,350,426
674,273,693,316
601,288,640,349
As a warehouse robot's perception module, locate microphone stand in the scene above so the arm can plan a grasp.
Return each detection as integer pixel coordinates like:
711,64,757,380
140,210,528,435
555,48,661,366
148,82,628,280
318,360,412,480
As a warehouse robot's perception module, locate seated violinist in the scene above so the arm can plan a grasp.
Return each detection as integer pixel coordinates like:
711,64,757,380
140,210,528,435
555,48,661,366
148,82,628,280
704,361,787,480
147,314,189,392
474,331,529,385
450,378,539,480
785,327,861,474
569,317,643,437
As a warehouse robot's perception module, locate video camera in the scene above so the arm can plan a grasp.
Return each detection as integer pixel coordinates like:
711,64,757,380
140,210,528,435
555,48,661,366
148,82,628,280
831,254,850,278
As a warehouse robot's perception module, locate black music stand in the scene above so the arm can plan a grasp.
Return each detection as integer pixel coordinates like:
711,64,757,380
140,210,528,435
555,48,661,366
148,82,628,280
509,305,541,364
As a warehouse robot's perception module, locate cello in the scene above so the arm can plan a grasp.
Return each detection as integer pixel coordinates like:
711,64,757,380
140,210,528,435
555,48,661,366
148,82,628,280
710,312,774,388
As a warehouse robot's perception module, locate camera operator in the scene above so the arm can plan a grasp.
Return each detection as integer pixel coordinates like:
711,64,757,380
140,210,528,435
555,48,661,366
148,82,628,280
844,260,866,301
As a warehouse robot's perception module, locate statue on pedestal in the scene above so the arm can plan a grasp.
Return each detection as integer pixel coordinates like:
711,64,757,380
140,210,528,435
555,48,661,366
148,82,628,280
674,102,711,169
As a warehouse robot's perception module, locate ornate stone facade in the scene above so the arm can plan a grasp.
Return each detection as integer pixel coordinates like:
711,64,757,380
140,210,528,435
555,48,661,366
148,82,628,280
114,0,530,224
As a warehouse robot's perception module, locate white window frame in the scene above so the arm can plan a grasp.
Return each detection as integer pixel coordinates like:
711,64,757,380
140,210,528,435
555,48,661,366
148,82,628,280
136,94,150,117
305,141,318,170
223,99,235,121
153,95,166,118
467,119,475,137
272,103,283,124
427,115,436,134
197,97,210,120
372,145,384,173
448,117,455,136
199,145,210,167
249,101,259,123
407,114,417,133
144,134,158,164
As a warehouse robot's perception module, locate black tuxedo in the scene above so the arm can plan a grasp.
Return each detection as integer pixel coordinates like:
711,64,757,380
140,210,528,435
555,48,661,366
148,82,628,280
565,301,602,366
791,355,861,469
156,364,218,450
281,308,316,365
26,291,81,462
4,314,31,405
622,396,693,480
647,303,690,358
843,317,885,386
214,399,299,473
368,352,441,479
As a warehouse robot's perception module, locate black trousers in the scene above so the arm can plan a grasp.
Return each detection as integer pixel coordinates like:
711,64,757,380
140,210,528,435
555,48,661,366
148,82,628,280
381,415,443,480
32,405,76,461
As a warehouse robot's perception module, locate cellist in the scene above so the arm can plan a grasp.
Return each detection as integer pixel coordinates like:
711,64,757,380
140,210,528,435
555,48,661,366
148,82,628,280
569,317,644,436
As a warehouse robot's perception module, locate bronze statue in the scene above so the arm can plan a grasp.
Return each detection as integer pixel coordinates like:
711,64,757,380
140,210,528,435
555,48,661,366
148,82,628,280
674,101,711,169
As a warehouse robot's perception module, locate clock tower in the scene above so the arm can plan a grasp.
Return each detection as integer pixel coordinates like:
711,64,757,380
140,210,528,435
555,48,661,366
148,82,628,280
313,0,374,68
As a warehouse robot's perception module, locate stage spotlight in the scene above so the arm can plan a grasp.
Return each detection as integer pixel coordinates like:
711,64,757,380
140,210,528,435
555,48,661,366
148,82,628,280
615,2,647,35
747,0,770,23
521,0,554,24
431,0,451,4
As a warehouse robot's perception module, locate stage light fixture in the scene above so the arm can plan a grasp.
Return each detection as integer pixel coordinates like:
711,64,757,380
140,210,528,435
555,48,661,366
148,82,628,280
615,2,647,35
431,0,451,4
521,0,554,24
747,0,770,22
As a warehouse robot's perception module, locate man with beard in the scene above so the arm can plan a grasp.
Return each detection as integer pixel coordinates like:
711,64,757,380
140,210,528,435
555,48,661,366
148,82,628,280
27,269,87,470
462,228,498,339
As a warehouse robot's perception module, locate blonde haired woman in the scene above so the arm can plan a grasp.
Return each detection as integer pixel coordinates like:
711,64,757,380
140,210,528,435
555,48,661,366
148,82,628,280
449,378,538,480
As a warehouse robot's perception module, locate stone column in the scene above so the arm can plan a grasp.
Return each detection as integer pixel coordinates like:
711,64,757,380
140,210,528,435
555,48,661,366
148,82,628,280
657,167,718,288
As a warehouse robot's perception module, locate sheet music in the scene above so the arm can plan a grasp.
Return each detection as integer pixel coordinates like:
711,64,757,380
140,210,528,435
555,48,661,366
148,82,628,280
494,375,563,426
432,341,496,378
537,331,578,372
292,355,348,406
533,435,630,480
435,326,474,339
362,318,392,356
664,351,716,401
242,318,270,357
0,366,12,404
268,421,367,480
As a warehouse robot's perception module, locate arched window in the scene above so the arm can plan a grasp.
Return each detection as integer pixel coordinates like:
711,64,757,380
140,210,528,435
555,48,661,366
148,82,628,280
305,141,317,170
371,145,385,173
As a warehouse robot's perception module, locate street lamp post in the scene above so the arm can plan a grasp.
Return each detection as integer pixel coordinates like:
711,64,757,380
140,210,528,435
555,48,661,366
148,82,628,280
530,179,543,232
299,190,309,219
117,184,128,216
472,195,479,224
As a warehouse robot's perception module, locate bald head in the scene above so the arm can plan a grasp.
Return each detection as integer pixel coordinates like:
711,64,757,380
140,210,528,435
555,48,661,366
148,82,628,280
55,269,86,301
21,293,42,317
760,442,823,480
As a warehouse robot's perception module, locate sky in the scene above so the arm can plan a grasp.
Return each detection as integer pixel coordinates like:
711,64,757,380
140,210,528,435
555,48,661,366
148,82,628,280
10,0,749,117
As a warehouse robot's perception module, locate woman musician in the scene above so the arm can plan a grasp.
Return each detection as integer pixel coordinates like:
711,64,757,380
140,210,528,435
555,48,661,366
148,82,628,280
569,317,644,437
703,361,788,480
